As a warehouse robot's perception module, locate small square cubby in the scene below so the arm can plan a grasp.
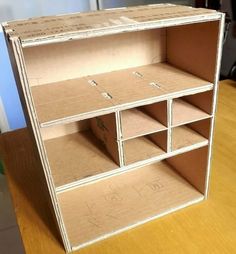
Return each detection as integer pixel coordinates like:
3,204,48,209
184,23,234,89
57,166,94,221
172,90,213,127
123,129,168,165
40,113,121,188
171,118,211,151
120,100,168,140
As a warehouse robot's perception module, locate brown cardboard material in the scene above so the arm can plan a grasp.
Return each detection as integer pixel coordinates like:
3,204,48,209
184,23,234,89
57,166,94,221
167,147,208,193
121,108,166,140
44,130,119,188
58,161,203,246
172,125,208,151
90,113,121,165
123,131,167,165
2,4,224,252
172,99,211,127
4,5,216,46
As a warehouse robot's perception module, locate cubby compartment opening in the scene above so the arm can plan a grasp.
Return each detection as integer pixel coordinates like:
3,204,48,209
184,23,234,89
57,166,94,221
172,90,213,127
123,130,167,165
40,113,121,188
23,21,219,125
58,147,207,248
171,118,211,151
120,100,167,140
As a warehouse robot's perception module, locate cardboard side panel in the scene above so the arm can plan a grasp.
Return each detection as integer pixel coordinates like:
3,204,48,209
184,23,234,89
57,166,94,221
6,38,71,251
41,121,89,140
23,29,166,86
166,147,208,194
90,114,121,165
167,21,219,82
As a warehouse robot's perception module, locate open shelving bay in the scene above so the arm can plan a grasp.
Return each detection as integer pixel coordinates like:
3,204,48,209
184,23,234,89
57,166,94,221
4,4,225,252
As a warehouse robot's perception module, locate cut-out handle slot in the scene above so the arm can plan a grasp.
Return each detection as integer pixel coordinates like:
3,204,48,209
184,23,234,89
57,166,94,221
88,80,98,86
149,82,161,88
133,71,143,78
102,92,113,100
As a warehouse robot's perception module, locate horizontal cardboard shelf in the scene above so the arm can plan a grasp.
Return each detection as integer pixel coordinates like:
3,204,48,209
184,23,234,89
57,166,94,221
172,99,211,127
31,63,212,126
58,161,203,248
44,130,119,188
123,131,167,165
121,108,166,140
172,125,208,151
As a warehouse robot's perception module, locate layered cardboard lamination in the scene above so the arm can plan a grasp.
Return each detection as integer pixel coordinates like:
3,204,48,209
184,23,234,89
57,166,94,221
5,5,217,46
58,160,204,247
3,4,224,252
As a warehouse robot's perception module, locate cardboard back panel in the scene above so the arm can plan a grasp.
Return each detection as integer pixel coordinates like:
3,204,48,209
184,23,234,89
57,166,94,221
23,29,166,86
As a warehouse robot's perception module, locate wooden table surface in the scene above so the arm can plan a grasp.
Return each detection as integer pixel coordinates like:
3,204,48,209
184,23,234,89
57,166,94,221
0,80,236,254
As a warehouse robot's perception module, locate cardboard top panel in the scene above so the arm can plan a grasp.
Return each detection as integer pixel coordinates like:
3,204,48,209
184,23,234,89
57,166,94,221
3,4,220,47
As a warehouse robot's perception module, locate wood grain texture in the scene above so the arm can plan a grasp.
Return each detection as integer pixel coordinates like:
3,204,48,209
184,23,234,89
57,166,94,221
0,80,235,253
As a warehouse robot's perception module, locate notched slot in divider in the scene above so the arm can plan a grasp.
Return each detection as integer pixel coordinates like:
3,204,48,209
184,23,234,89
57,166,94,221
133,71,143,78
88,79,98,86
149,82,161,88
102,92,113,100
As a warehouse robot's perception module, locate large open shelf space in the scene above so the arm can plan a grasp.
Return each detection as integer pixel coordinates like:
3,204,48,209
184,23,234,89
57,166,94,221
58,160,204,247
44,130,119,188
31,62,213,126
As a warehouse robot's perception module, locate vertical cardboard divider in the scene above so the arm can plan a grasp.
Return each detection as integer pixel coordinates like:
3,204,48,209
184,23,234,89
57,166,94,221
167,99,172,152
116,111,125,167
90,113,122,166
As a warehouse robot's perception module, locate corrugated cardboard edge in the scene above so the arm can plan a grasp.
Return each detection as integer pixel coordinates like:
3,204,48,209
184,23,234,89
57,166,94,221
6,36,72,252
3,10,222,48
204,13,225,198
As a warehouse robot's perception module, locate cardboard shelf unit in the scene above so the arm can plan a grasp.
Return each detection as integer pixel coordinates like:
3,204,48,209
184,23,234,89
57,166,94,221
3,4,224,252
